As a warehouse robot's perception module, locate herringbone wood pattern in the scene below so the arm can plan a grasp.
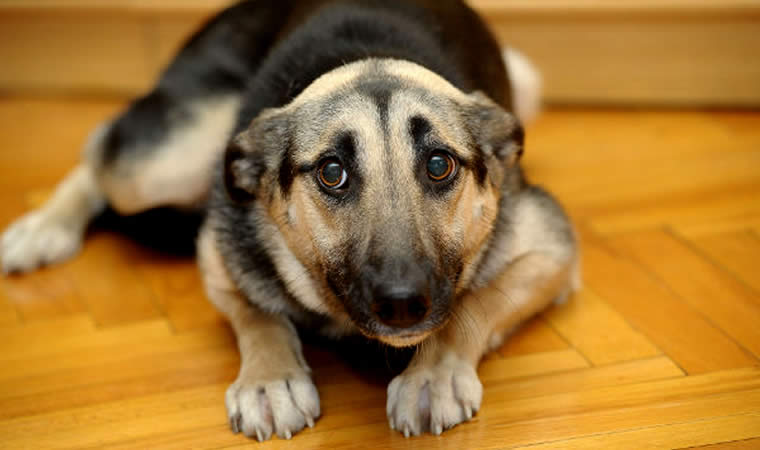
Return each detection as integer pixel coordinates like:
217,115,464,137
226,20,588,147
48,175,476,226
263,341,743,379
1,98,759,449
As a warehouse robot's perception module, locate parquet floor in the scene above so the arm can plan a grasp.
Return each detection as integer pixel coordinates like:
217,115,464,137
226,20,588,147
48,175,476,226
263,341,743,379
1,97,759,449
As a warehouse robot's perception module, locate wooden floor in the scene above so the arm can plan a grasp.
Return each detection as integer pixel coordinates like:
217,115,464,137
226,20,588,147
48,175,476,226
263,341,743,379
1,97,759,449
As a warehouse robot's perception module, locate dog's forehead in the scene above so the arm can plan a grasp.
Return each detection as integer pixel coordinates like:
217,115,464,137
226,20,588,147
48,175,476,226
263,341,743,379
289,58,470,108
288,59,474,161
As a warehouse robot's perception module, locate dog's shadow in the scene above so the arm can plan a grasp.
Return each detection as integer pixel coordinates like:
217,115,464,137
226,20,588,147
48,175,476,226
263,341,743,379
302,332,415,387
91,207,204,256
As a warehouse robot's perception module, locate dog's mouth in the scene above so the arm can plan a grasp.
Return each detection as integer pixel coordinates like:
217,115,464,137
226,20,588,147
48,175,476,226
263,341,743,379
376,331,431,347
343,298,453,348
352,323,435,347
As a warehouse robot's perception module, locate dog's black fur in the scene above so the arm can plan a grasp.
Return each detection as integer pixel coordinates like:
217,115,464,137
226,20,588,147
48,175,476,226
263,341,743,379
104,0,509,166
100,0,519,329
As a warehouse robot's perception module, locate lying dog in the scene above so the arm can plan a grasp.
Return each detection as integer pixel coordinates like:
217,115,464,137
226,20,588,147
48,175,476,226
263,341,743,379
1,0,579,441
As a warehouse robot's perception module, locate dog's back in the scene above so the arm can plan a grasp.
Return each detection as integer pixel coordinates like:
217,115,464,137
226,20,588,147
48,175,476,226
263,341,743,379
157,0,511,133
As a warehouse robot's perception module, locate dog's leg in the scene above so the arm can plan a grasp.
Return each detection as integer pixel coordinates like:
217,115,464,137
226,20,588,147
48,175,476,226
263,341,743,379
0,93,240,274
198,227,320,441
386,251,576,437
94,95,241,216
1,124,109,273
1,0,293,274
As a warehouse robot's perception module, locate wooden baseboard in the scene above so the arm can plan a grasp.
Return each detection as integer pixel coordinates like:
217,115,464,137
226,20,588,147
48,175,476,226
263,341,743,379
1,0,759,106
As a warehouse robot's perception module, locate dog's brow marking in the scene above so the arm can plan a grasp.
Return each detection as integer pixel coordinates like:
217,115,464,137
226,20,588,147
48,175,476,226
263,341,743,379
388,91,474,161
356,78,399,126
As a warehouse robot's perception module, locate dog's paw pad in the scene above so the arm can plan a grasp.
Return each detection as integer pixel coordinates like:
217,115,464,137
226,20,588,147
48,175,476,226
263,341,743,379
386,352,482,437
1,210,84,274
226,373,320,441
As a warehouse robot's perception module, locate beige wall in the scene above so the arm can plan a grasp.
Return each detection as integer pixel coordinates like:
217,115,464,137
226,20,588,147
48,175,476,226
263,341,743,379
1,0,759,106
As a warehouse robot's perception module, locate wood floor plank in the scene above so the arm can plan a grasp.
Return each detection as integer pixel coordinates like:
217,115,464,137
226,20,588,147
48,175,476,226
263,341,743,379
479,349,589,383
681,437,760,449
515,413,760,449
0,323,231,384
588,186,760,235
0,313,94,344
0,281,20,325
134,255,224,332
66,233,163,327
485,367,760,421
0,318,169,363
579,227,757,373
544,289,660,365
1,365,753,449
2,101,760,447
485,356,683,398
525,109,760,225
0,329,236,399
675,213,760,238
496,316,568,357
0,264,85,321
219,381,760,450
0,98,122,193
611,229,760,358
0,347,238,420
690,230,760,294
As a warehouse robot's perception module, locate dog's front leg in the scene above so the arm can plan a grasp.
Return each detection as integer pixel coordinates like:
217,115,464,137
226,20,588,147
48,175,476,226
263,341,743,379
387,251,577,437
198,229,319,441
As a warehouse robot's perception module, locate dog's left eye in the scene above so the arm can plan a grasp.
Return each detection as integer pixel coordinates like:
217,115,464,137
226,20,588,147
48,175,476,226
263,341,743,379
318,159,348,189
427,152,456,181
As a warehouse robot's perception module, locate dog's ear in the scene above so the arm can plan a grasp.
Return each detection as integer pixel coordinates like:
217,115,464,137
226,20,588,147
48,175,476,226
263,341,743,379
463,91,524,168
223,109,289,203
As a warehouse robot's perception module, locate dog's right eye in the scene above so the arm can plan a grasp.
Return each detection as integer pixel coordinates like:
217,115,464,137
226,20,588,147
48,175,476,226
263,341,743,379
427,151,456,182
318,159,348,189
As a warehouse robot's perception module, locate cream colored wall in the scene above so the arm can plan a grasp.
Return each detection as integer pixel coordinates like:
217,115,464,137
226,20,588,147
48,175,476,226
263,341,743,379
1,0,759,106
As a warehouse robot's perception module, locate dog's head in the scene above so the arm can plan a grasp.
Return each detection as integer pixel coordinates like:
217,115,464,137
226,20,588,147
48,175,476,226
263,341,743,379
225,59,523,346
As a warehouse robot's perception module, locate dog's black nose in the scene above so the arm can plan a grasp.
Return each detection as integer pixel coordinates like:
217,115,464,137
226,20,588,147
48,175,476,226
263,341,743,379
371,287,431,329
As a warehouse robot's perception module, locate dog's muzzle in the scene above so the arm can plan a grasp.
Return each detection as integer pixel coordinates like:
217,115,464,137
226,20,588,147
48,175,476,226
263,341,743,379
370,283,431,329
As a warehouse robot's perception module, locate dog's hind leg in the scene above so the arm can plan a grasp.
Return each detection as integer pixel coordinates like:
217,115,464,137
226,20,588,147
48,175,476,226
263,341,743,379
1,0,292,273
94,94,241,216
1,92,241,274
1,125,109,273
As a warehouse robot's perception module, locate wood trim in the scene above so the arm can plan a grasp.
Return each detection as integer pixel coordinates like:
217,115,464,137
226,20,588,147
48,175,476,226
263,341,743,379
2,0,759,16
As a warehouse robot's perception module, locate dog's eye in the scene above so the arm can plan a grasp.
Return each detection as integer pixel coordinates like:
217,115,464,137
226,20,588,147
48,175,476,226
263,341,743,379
427,152,456,181
318,159,348,189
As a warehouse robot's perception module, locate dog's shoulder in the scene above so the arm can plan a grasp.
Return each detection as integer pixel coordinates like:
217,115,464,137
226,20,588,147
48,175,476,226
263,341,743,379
470,182,577,289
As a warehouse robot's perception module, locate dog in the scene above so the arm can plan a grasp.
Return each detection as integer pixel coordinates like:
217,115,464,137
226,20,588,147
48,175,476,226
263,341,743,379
0,0,579,441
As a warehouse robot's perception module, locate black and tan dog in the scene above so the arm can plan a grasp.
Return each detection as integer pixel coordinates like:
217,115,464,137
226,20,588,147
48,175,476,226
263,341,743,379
1,0,578,441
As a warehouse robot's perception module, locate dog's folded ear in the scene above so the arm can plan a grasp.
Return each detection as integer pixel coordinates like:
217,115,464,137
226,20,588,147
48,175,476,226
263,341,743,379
223,109,289,203
464,91,524,168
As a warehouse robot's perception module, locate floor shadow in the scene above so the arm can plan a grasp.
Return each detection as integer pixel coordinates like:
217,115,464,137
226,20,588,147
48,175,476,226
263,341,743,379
302,331,415,387
90,207,203,257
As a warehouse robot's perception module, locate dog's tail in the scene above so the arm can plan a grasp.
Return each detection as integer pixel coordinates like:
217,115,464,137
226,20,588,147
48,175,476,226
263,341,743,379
503,47,542,124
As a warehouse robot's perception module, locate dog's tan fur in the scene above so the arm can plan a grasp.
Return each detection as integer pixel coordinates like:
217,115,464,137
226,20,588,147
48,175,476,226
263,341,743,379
198,228,320,440
228,58,527,315
206,59,578,438
2,52,576,440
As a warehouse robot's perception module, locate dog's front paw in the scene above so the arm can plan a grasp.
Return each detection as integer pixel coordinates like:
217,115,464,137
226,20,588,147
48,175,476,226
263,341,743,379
387,352,482,437
1,209,83,274
225,371,320,441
